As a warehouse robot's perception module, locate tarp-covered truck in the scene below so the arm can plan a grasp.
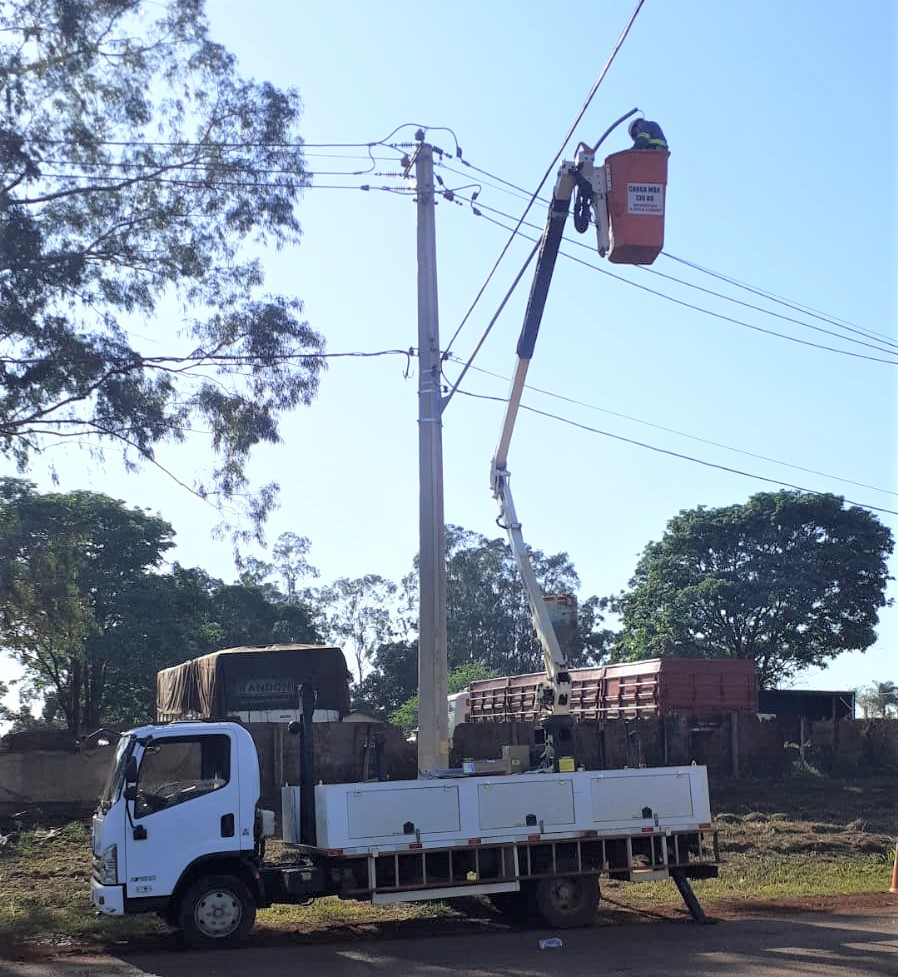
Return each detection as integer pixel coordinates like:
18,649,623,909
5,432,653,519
155,644,351,724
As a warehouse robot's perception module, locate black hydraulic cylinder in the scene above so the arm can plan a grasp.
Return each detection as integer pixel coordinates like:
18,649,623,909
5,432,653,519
516,194,573,360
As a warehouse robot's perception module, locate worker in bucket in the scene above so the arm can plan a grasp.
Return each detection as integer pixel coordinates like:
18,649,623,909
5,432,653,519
629,118,668,151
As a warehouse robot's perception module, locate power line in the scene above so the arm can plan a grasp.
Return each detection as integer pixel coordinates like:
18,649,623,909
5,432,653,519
33,146,410,181
440,160,538,207
450,358,897,498
454,200,898,365
662,252,898,351
637,264,898,358
27,172,409,192
443,0,646,357
5,348,414,370
438,154,897,354
30,138,384,150
25,123,437,153
441,242,540,409
519,401,898,517
453,386,898,518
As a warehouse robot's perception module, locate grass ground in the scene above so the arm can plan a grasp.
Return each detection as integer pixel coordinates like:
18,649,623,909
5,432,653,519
1,775,895,957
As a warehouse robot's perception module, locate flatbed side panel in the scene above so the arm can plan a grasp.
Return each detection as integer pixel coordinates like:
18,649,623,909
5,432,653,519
372,880,520,904
347,784,462,839
477,778,575,830
590,770,695,821
315,765,712,852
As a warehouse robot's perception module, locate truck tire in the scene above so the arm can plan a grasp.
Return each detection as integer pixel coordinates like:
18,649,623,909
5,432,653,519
534,875,599,929
178,874,256,948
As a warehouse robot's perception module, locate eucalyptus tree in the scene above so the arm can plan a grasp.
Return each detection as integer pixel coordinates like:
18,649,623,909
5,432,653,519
0,0,324,536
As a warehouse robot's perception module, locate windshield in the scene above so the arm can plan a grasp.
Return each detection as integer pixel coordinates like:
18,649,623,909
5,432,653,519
99,735,134,811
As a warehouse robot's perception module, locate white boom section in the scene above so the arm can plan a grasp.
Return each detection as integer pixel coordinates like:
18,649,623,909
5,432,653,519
490,151,606,723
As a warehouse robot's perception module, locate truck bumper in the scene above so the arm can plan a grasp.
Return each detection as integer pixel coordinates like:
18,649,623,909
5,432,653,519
90,879,125,915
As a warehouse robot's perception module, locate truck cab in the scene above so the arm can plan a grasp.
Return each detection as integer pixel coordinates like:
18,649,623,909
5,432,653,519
91,721,264,943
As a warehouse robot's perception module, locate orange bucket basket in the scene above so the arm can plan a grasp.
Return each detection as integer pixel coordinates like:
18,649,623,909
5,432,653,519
604,148,670,265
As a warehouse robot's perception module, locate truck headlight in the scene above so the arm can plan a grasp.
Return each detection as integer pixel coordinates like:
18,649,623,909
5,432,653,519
94,844,118,884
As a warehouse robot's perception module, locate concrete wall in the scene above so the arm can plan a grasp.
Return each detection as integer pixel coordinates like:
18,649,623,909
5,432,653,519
807,718,898,775
454,716,898,779
0,748,109,816
2,717,895,821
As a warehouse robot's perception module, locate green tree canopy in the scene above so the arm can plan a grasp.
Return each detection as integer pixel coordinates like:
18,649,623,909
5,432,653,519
0,0,324,534
93,573,319,727
208,582,318,650
611,491,894,687
440,526,610,675
0,677,11,722
357,527,610,721
237,533,319,602
0,480,324,731
317,575,399,683
390,661,498,736
0,478,174,733
353,640,418,718
79,564,220,728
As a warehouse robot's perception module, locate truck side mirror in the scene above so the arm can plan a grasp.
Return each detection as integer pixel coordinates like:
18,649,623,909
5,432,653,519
123,785,137,802
124,756,138,784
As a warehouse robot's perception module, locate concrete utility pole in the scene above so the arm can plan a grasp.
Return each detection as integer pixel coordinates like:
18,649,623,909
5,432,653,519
412,139,449,773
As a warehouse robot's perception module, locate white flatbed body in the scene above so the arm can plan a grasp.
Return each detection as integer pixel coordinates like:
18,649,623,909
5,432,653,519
282,764,712,855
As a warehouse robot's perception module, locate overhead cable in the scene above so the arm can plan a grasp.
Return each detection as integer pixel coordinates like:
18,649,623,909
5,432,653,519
662,252,898,351
458,203,898,366
450,358,897,499
454,387,898,518
444,0,647,357
437,155,896,354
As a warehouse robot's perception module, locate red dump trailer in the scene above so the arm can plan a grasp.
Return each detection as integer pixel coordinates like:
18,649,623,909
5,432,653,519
466,659,758,724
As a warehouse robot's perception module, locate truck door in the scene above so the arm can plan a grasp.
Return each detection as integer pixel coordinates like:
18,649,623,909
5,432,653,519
124,732,242,901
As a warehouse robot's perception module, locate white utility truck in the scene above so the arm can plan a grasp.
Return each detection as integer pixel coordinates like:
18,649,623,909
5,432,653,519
90,705,717,947
89,130,714,949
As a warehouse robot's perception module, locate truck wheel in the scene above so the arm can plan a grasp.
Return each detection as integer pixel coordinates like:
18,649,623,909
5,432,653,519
534,875,599,929
178,874,255,948
489,885,535,921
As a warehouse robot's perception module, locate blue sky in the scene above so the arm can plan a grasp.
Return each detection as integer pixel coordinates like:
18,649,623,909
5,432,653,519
2,0,896,716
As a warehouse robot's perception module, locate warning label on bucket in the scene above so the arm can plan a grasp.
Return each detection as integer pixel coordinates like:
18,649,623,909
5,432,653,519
627,183,664,215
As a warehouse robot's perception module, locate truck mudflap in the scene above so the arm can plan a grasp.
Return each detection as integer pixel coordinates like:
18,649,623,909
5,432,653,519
90,878,125,915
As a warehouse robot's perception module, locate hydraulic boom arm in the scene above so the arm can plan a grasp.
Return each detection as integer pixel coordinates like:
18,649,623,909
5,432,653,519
490,149,607,764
